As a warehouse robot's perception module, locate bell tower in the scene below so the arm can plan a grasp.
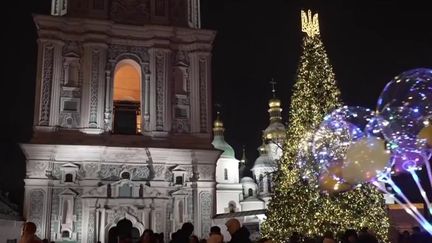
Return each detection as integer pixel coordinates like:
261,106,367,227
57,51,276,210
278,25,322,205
50,0,201,28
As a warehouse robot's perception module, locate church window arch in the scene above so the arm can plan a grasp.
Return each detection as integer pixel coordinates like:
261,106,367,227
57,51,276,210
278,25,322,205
228,201,236,213
65,173,73,182
259,174,264,192
248,188,253,197
113,59,142,135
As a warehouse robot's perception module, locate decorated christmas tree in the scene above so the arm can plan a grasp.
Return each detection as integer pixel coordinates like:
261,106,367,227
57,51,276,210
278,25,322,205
261,10,389,242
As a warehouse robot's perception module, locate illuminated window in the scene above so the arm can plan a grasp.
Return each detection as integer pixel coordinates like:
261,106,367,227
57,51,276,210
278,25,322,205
113,60,142,134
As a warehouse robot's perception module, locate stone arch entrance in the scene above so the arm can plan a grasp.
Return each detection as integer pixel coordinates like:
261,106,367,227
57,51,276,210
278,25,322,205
108,218,141,243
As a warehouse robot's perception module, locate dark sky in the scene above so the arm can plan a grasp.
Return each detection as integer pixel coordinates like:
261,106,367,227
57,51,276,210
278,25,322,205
3,0,432,208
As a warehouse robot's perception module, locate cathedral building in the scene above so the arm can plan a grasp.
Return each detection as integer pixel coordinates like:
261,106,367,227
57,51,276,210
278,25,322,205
21,0,219,242
211,88,285,241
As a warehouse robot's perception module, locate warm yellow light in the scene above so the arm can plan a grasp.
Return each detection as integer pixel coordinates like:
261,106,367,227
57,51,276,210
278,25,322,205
301,9,320,38
113,64,141,101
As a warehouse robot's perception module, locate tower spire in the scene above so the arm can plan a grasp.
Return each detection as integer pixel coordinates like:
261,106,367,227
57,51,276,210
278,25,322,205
213,111,225,136
270,78,276,98
267,79,282,124
301,9,320,37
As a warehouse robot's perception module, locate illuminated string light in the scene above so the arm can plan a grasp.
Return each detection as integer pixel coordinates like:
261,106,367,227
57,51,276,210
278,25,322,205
262,9,389,243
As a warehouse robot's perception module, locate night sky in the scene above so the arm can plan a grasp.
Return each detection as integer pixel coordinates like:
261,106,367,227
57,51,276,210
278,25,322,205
3,0,432,209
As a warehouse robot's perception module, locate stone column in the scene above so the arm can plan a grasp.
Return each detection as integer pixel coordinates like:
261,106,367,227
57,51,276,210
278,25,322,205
48,40,65,127
149,48,171,134
81,42,107,133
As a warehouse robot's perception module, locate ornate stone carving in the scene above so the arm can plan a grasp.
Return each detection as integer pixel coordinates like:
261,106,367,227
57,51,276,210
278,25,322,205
111,0,151,26
84,163,99,178
59,112,80,128
153,165,165,179
164,167,173,182
155,210,163,232
89,50,100,127
87,210,95,243
198,57,207,132
200,191,212,238
175,50,189,66
111,206,139,222
107,44,149,63
52,164,61,179
198,165,214,180
155,51,165,131
173,119,190,133
131,166,150,180
98,165,122,180
29,190,45,237
40,44,54,125
27,161,49,178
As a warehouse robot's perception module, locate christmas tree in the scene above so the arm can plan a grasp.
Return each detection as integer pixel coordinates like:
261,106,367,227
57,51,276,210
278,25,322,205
261,10,389,242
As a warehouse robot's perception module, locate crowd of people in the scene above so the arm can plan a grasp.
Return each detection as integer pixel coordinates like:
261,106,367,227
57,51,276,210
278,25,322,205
17,220,432,243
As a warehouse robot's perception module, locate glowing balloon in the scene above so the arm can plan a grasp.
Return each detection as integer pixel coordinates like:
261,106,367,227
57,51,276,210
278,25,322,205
418,123,432,147
377,68,432,116
313,106,373,166
391,149,428,174
342,136,391,184
378,106,423,146
319,161,352,193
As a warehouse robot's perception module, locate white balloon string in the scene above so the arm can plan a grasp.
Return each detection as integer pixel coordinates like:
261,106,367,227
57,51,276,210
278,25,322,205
372,180,426,222
372,181,432,234
376,176,428,224
424,158,432,197
408,169,432,215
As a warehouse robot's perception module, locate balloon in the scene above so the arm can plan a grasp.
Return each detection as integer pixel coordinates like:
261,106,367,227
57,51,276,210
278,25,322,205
342,136,391,184
418,123,432,147
376,68,432,116
391,149,428,174
319,162,352,193
378,106,423,147
313,106,373,166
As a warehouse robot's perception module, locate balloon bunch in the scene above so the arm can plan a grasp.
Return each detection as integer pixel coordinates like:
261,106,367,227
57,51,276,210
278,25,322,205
312,68,432,234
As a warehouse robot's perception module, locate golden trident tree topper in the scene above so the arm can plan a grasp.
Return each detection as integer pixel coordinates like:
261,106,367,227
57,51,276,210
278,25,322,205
301,9,320,37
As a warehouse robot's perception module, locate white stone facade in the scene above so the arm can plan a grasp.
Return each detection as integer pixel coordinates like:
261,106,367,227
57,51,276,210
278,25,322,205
21,1,219,242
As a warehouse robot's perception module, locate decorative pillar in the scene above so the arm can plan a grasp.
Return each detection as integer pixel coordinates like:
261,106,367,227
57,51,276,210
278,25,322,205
49,40,65,127
149,48,171,133
81,42,107,133
188,52,211,133
104,70,112,131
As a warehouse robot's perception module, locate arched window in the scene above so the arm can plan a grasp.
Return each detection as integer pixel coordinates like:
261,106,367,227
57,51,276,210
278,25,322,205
113,60,142,134
139,184,144,198
248,188,253,197
107,184,112,198
267,175,273,193
62,230,70,238
65,173,73,182
224,168,228,180
228,202,236,213
121,171,131,180
259,174,264,192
